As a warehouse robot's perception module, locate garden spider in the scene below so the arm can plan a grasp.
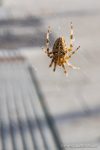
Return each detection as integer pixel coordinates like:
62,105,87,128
43,22,80,75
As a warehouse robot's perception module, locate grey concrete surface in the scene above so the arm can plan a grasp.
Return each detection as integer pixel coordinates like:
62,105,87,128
0,61,61,150
0,0,100,149
21,44,100,148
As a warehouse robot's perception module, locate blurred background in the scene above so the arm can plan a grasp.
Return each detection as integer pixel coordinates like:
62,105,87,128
0,0,100,150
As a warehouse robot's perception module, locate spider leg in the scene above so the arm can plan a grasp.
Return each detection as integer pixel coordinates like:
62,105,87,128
62,64,67,74
49,55,53,58
45,26,53,57
49,58,54,67
68,22,74,52
68,62,80,70
53,62,57,72
68,46,80,58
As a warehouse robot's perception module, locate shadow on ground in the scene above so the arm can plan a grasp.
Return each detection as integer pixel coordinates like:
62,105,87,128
0,106,100,149
0,16,55,49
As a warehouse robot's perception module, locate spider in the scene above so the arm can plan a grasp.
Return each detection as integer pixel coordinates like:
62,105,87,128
43,22,80,75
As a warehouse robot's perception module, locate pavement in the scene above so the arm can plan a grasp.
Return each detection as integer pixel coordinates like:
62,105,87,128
0,0,100,149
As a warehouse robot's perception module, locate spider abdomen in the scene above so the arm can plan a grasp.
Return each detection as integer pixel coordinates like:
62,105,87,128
53,37,67,51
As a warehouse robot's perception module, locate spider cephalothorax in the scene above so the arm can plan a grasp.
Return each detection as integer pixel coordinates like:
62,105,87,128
43,23,80,75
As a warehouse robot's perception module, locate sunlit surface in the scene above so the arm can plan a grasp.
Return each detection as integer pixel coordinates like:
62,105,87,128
0,0,100,149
